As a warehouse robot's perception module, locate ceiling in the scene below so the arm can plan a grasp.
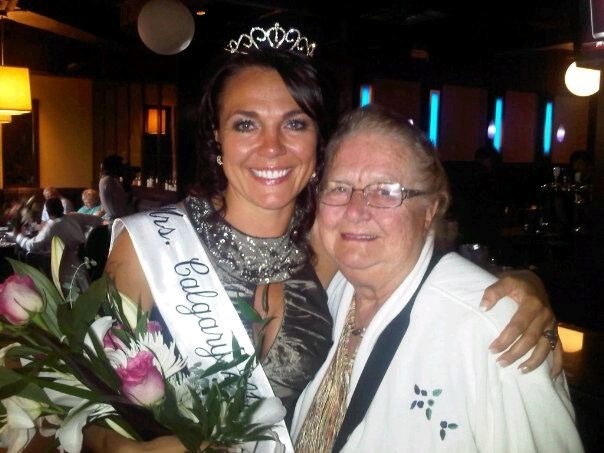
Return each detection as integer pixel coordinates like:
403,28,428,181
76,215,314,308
1,0,582,80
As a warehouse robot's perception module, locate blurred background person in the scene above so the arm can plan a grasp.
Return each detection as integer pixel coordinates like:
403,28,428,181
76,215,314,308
77,188,104,217
8,197,88,292
98,154,135,223
40,186,75,224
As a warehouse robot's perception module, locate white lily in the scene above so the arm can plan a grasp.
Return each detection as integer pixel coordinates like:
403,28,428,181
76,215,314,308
51,236,66,298
55,400,114,453
0,396,43,453
250,397,286,426
169,376,197,421
83,316,114,354
40,371,90,409
118,292,140,330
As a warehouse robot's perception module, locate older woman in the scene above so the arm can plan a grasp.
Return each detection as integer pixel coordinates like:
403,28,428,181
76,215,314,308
78,188,104,216
292,106,582,452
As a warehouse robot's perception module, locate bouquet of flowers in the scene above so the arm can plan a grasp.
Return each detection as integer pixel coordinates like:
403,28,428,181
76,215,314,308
0,238,286,452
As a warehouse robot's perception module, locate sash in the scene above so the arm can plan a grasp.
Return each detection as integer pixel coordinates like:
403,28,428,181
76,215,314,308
111,205,293,452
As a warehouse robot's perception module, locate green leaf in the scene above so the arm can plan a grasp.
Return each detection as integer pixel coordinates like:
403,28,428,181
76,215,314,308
432,389,442,397
232,297,263,324
68,276,110,348
196,354,250,379
0,366,26,387
426,407,432,420
12,383,54,407
4,344,47,359
153,386,205,451
448,423,458,429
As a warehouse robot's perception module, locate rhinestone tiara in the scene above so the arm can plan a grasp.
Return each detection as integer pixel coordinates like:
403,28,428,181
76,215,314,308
225,22,316,57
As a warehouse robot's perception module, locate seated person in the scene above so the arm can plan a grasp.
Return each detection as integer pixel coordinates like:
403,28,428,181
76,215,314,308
40,187,75,223
9,198,88,292
77,189,104,217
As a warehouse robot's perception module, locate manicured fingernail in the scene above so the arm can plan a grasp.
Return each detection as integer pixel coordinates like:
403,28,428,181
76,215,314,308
497,359,510,368
520,366,530,373
479,299,488,311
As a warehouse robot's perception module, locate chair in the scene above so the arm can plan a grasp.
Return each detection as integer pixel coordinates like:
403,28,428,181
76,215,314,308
79,224,110,281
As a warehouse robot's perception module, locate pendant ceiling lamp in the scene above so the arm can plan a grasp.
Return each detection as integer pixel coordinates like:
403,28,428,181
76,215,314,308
564,62,601,97
0,14,31,115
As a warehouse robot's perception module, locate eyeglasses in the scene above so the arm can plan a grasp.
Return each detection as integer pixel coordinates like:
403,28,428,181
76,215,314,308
319,182,426,208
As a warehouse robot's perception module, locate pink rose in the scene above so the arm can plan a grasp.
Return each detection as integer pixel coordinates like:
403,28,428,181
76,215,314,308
103,324,127,350
115,350,165,407
0,274,44,325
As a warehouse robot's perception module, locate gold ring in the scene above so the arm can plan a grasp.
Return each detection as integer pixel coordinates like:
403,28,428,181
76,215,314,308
542,328,558,350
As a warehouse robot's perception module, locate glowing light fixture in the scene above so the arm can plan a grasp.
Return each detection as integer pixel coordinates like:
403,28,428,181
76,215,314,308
493,97,503,152
543,101,553,156
556,125,566,143
359,84,372,107
145,108,167,135
487,120,496,140
428,89,440,146
557,325,584,353
564,62,600,97
0,16,32,116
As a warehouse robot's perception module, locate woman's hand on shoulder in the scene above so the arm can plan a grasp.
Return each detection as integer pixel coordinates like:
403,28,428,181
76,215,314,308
480,269,562,377
104,229,154,312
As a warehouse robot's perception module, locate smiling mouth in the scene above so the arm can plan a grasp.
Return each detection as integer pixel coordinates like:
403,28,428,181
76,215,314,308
251,168,291,180
342,233,376,241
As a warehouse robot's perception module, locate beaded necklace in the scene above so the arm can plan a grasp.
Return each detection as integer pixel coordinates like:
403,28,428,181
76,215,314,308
294,296,361,452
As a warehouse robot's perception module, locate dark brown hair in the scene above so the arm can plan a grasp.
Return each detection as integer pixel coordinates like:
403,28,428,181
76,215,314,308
194,48,330,253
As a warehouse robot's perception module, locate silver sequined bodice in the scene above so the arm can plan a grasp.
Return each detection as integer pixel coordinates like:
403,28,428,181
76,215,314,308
185,196,307,284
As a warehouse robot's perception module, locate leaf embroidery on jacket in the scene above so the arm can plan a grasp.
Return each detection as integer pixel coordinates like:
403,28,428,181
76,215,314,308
410,384,459,440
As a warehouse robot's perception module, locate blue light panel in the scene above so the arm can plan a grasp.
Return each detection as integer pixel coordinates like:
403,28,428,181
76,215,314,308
543,101,553,156
428,90,440,146
493,97,503,152
360,85,372,106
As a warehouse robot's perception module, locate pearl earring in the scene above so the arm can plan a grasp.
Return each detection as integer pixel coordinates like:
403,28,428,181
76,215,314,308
217,155,223,166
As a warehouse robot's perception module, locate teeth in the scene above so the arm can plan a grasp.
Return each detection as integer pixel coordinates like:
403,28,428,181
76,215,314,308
252,168,290,179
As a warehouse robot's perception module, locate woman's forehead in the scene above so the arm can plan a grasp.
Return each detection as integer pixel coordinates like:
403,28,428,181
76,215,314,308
329,132,415,177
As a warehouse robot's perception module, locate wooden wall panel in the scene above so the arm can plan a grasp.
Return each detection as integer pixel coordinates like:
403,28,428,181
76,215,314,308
372,79,422,125
551,95,590,164
502,91,538,163
440,85,488,161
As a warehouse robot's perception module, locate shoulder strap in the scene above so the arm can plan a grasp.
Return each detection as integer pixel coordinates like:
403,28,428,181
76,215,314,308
332,252,443,452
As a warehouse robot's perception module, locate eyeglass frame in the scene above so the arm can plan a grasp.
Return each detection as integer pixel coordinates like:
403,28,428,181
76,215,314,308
319,181,427,208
